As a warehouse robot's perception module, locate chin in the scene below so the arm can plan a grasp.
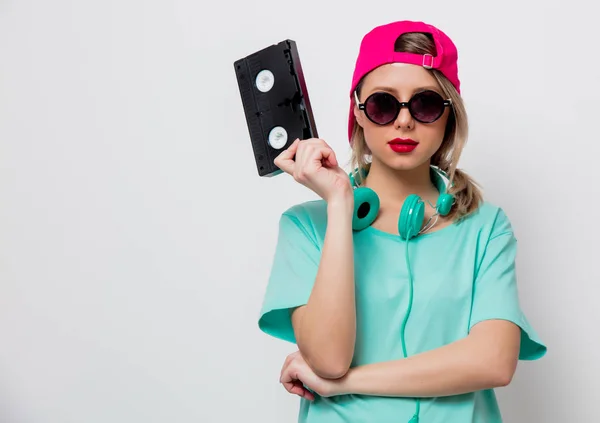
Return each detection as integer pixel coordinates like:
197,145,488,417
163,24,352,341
374,152,430,171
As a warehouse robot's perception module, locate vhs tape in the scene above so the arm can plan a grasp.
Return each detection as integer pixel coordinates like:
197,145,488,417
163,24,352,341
234,39,318,177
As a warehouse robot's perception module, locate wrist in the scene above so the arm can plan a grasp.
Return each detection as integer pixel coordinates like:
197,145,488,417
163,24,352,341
330,368,354,396
327,192,354,214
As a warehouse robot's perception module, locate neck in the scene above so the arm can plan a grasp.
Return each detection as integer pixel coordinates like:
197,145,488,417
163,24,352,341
364,159,440,210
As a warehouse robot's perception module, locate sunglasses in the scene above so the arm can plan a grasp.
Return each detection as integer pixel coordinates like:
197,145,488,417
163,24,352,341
355,90,452,125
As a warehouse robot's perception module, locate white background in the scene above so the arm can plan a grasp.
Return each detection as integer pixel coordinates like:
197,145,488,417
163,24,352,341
0,0,597,422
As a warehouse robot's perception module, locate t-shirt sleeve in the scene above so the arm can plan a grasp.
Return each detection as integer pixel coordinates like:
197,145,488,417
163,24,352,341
258,211,321,344
468,210,547,360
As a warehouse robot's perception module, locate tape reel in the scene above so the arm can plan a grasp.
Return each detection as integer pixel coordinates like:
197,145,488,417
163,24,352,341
234,40,318,177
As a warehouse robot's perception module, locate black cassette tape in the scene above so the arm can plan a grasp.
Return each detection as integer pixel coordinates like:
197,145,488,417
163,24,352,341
234,40,318,177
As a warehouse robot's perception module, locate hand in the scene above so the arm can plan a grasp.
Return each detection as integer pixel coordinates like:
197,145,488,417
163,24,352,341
279,350,342,400
274,138,353,204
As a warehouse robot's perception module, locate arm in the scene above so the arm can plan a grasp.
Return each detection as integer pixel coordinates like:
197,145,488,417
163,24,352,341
291,196,356,379
335,319,521,397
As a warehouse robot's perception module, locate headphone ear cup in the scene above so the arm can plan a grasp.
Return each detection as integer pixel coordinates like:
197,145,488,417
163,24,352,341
437,193,454,216
398,194,425,240
352,187,380,231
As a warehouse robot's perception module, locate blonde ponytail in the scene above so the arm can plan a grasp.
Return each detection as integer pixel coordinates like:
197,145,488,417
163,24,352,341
445,167,483,221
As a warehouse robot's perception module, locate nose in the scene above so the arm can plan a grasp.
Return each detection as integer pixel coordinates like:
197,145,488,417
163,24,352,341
394,105,414,130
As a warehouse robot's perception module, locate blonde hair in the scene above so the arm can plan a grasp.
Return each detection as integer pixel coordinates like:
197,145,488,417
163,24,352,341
349,32,483,222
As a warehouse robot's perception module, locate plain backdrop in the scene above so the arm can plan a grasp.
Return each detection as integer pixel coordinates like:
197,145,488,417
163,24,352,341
0,0,598,422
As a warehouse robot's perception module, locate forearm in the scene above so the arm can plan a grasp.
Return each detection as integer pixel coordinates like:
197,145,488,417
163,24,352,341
294,197,356,379
337,322,520,397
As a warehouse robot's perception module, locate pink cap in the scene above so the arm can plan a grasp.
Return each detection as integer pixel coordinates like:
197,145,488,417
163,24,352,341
348,20,461,142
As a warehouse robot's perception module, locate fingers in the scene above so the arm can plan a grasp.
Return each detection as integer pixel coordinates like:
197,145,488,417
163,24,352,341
273,138,338,177
295,139,334,166
283,380,315,401
280,356,293,380
319,146,338,168
280,362,299,393
280,350,300,380
293,145,338,184
279,353,299,383
284,380,303,395
294,384,315,401
273,138,300,174
279,351,314,401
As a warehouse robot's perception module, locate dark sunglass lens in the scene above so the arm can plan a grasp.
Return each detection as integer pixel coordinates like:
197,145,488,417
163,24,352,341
365,92,399,124
411,90,445,123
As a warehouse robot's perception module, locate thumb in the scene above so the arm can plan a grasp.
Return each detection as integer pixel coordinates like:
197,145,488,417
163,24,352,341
321,148,338,168
274,139,300,174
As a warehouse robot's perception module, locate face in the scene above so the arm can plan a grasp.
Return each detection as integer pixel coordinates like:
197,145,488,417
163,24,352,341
353,63,450,172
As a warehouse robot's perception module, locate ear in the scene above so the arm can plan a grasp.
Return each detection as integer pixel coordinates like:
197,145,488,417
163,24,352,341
353,101,365,128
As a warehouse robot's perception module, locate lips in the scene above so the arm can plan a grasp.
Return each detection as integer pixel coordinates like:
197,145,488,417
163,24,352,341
388,138,418,153
388,138,418,145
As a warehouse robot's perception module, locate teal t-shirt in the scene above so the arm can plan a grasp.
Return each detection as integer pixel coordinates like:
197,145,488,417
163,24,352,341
258,199,546,423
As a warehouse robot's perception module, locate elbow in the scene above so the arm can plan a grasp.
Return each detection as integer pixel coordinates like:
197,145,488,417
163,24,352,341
304,354,351,380
488,359,517,388
296,336,353,379
313,363,350,380
493,367,516,387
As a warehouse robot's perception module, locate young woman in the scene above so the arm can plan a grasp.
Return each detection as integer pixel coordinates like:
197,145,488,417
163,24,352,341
258,20,546,423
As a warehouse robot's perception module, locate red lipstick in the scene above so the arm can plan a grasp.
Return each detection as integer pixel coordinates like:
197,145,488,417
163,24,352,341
388,138,418,153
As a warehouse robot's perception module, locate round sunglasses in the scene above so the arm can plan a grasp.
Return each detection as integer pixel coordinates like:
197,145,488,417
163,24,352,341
355,90,452,125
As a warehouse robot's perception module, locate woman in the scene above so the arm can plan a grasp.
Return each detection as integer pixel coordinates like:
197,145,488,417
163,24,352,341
258,20,546,423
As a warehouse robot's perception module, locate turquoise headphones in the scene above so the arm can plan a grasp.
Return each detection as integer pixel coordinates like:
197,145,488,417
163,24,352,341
349,165,454,239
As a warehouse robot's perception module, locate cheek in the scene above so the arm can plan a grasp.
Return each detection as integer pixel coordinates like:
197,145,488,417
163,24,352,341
362,125,389,151
419,116,448,147
422,123,446,142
